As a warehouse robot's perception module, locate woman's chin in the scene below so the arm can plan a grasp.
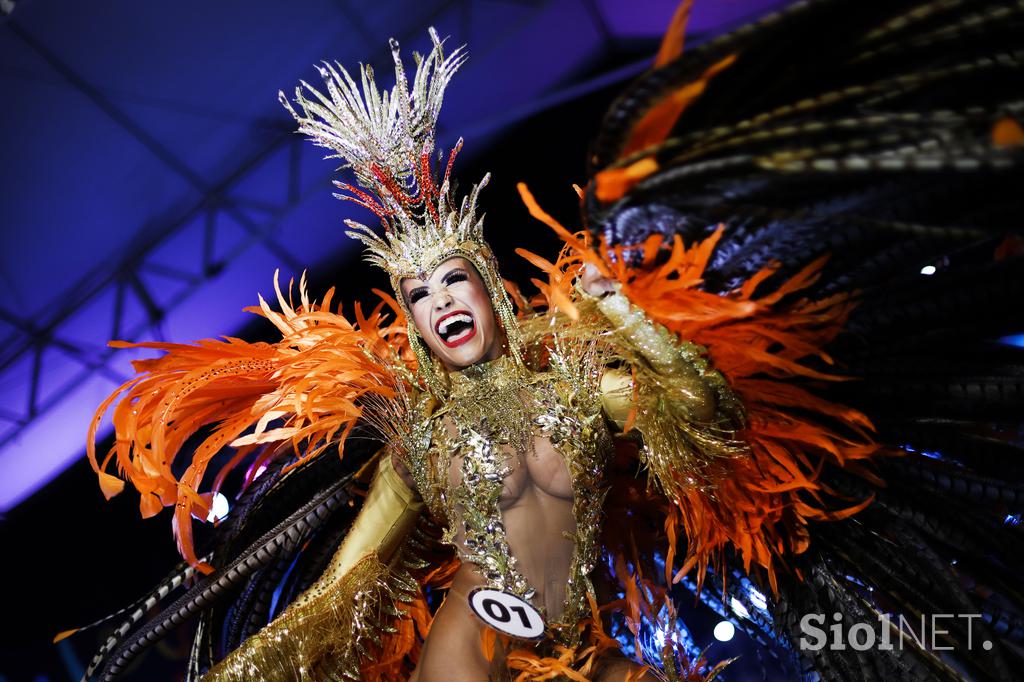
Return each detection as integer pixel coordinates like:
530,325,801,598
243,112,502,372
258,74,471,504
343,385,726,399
443,348,486,370
439,339,499,370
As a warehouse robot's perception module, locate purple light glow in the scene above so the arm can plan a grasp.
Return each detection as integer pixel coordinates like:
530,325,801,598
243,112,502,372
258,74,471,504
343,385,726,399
1,0,795,511
0,374,119,510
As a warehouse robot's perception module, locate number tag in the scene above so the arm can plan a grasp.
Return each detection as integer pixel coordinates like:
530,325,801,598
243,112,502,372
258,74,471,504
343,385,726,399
468,588,545,639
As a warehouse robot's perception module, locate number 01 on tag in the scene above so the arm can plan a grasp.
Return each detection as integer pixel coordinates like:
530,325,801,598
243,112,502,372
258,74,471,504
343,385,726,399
468,588,545,639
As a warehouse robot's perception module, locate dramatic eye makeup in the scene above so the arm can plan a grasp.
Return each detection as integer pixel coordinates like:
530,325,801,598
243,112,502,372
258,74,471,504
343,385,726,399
407,268,469,306
442,269,468,285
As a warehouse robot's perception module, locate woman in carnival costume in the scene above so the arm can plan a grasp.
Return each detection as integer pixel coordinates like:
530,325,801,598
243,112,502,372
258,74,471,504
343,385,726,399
73,1,1023,680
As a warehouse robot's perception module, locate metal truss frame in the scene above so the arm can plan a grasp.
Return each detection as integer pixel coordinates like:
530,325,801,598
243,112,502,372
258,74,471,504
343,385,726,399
0,0,633,466
0,0,481,450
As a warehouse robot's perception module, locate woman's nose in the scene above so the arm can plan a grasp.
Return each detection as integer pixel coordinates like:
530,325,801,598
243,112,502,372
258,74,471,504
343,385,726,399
432,290,454,310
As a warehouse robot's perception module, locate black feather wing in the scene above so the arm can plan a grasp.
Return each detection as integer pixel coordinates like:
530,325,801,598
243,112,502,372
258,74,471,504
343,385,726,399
585,2,1024,679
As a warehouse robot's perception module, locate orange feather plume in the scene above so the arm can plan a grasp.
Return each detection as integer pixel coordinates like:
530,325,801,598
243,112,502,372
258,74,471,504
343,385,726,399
518,184,887,592
88,272,411,572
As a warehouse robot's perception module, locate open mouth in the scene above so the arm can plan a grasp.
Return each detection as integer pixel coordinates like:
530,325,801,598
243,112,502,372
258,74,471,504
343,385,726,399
435,310,476,348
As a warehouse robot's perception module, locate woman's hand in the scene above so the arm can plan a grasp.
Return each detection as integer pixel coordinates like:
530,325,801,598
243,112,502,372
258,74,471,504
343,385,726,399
580,263,617,298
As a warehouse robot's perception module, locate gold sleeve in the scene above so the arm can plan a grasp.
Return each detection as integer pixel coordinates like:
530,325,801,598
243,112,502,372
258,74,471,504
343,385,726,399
296,453,423,596
595,290,716,422
590,290,748,501
599,368,633,431
202,455,424,681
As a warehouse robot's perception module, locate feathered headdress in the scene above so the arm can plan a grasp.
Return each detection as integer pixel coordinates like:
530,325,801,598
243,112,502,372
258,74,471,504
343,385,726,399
279,28,524,390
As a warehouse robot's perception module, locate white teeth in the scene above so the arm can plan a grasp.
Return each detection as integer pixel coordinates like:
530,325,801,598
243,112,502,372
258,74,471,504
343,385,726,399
437,313,473,336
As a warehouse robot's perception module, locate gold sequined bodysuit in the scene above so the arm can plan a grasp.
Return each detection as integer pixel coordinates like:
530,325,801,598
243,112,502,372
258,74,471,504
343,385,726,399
403,351,612,639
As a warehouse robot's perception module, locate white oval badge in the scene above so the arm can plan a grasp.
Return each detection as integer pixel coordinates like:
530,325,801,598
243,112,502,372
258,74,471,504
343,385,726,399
468,588,545,639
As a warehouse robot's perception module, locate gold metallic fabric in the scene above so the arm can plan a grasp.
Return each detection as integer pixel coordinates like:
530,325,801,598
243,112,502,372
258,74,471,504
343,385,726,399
202,456,424,681
594,291,748,501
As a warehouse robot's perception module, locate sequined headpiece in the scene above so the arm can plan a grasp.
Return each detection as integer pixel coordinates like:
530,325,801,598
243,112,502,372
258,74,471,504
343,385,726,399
280,29,524,390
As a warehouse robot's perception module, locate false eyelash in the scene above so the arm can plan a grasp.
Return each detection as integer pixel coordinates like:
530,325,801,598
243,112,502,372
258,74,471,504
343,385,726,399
443,270,468,285
409,270,467,305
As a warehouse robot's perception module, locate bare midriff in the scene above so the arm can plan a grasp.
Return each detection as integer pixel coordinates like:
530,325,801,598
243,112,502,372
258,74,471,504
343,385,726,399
414,432,576,681
450,432,576,617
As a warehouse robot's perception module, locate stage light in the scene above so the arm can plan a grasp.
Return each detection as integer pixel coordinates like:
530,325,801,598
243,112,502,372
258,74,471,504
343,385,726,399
920,265,936,275
207,492,230,522
713,620,735,642
999,334,1024,348
730,597,750,619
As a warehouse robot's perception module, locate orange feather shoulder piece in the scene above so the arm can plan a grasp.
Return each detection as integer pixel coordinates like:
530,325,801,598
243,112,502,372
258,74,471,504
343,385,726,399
87,272,413,572
518,184,887,593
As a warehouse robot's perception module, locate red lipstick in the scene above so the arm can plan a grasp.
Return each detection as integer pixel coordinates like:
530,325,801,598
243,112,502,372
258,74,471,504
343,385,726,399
434,309,477,348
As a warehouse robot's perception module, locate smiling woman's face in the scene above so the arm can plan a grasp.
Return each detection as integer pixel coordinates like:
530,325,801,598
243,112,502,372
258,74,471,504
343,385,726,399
400,257,504,371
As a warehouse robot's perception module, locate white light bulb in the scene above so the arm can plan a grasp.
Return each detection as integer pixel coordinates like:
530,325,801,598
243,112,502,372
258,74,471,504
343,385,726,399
207,492,230,522
713,620,735,642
